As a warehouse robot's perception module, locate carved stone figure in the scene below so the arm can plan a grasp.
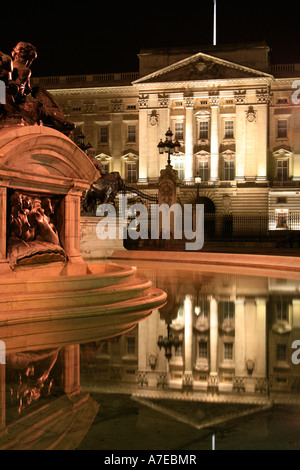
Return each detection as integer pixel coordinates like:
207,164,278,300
82,172,125,213
10,42,37,102
0,42,75,136
6,348,60,414
0,50,13,83
7,191,66,266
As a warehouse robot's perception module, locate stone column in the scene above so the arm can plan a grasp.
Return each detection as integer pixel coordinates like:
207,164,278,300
183,295,193,387
255,299,267,378
0,184,10,273
0,364,5,430
148,109,160,182
138,94,149,183
234,298,246,376
209,297,219,376
184,97,195,183
255,90,270,181
209,94,220,181
62,186,88,264
244,299,257,392
0,186,7,261
158,95,170,173
111,112,123,174
63,345,81,395
234,91,247,181
208,296,219,392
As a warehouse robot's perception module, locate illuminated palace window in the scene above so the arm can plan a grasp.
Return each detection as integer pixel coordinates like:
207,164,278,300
277,119,288,139
224,160,235,181
100,125,109,143
126,163,137,183
224,343,233,360
277,160,288,181
275,298,289,321
174,344,183,357
199,121,209,140
175,122,184,140
224,120,234,139
127,125,136,143
172,159,185,180
219,301,235,319
198,341,208,359
276,343,287,361
127,337,135,354
198,161,209,181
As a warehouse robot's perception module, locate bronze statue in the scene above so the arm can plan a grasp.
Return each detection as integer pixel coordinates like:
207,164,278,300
82,172,125,213
0,42,75,136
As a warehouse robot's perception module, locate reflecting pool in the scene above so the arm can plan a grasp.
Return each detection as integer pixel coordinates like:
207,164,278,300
1,260,300,450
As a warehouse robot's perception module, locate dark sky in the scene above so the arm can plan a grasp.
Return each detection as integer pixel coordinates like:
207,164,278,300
1,1,299,77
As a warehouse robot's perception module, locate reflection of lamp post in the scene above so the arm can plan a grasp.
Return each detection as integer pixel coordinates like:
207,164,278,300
158,128,181,166
246,359,255,375
157,324,182,361
194,305,201,316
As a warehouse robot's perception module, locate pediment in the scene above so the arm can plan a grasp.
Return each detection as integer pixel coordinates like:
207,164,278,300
134,52,273,84
95,153,111,161
122,151,139,160
196,150,210,161
273,145,293,157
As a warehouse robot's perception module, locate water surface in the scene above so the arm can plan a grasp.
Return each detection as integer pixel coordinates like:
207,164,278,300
1,261,300,450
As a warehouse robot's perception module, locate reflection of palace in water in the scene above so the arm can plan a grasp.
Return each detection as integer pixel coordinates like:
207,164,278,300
1,266,300,449
81,267,300,404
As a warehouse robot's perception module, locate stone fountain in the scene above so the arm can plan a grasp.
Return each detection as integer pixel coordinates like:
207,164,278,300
0,41,166,322
0,41,167,450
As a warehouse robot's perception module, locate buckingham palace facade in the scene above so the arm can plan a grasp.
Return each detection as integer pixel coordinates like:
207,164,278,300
32,42,300,236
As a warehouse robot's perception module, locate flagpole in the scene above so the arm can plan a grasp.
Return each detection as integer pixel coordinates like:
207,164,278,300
213,0,217,46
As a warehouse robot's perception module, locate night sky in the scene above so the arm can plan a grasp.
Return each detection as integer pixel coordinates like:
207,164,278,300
1,1,299,77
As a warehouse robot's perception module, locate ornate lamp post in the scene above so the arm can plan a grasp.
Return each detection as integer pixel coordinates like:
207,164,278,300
157,324,182,361
158,128,181,166
77,133,94,157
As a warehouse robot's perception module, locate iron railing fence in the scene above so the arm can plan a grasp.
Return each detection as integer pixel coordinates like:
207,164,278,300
203,212,300,241
123,211,300,245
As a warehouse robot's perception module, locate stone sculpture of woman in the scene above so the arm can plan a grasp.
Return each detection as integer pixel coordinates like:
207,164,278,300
10,42,37,103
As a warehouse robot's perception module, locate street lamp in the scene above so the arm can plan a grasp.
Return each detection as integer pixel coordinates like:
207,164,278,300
157,324,182,361
158,128,181,166
195,175,202,202
76,133,94,157
77,133,86,150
